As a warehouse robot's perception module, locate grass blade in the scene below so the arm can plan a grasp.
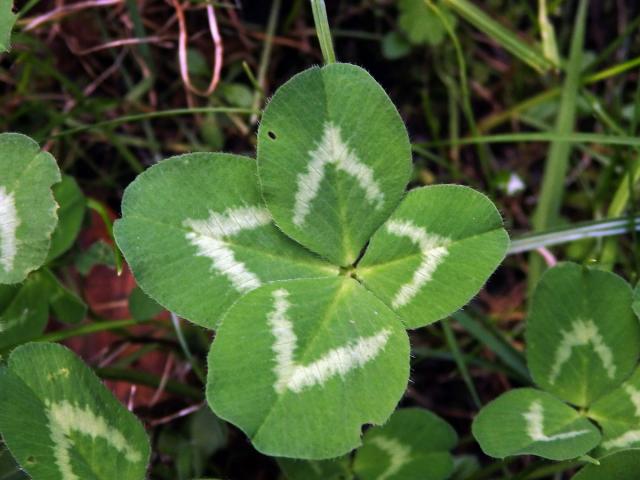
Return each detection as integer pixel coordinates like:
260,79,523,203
442,319,483,408
532,0,587,231
508,216,640,254
443,0,553,73
310,0,336,64
537,0,560,66
417,131,640,148
453,311,530,383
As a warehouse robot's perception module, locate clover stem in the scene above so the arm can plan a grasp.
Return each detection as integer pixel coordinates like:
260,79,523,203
310,0,336,65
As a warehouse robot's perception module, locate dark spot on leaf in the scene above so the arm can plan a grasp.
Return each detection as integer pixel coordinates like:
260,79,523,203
268,131,277,140
26,456,36,464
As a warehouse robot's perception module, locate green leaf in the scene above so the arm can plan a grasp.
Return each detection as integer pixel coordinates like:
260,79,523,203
114,153,335,328
155,406,226,479
526,263,640,407
0,0,16,53
633,281,640,320
358,186,509,328
0,133,61,284
381,32,411,60
47,175,86,262
398,0,453,46
74,240,114,275
188,407,227,458
0,342,150,479
573,449,640,479
207,277,409,459
257,63,412,266
128,285,163,321
472,388,601,460
41,269,86,325
353,408,457,480
0,282,16,305
589,367,640,454
219,83,254,109
0,272,50,350
278,457,351,480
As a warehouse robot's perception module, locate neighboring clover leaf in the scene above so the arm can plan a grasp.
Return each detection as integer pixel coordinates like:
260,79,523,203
589,367,640,454
398,0,455,46
0,269,86,351
0,272,50,350
573,449,640,480
278,457,351,480
0,133,61,284
633,281,640,320
0,342,150,479
0,0,16,53
41,268,87,325
114,153,335,328
353,408,458,480
381,32,411,60
155,406,227,479
208,277,409,458
117,62,508,458
257,63,412,266
358,185,508,328
472,388,600,460
473,262,640,461
47,175,86,262
526,263,639,407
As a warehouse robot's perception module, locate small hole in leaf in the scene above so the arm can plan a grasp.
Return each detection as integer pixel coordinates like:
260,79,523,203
268,131,277,140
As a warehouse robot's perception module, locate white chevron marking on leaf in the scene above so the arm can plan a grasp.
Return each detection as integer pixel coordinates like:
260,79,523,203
293,122,384,227
602,385,640,450
184,206,272,293
625,385,640,417
47,400,142,480
385,220,451,309
267,288,391,393
369,436,412,480
523,400,589,442
549,319,616,385
603,430,640,450
0,186,20,273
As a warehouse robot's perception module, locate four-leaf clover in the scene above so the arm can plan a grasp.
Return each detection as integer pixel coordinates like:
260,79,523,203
115,63,509,458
